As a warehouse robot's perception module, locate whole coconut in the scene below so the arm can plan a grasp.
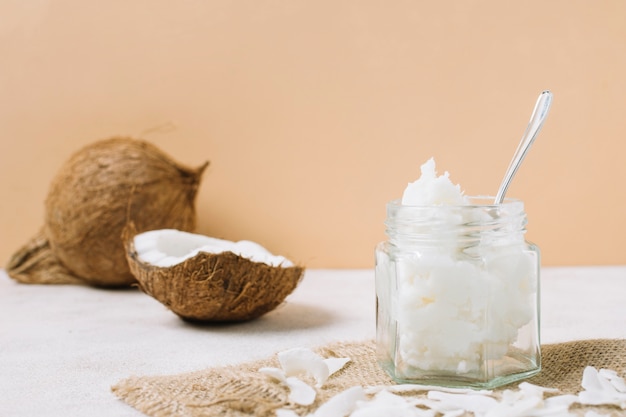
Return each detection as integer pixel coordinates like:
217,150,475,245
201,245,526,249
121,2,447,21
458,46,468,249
38,137,208,287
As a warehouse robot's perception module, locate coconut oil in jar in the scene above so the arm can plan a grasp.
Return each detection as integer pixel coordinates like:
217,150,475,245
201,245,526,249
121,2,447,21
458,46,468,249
375,161,540,389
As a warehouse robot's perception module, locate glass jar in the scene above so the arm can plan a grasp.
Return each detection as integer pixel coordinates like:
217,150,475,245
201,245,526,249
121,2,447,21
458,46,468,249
375,197,540,389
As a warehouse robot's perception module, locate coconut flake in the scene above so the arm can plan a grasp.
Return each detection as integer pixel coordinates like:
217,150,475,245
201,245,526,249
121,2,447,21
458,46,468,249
427,390,497,415
483,394,542,417
275,409,300,417
259,367,316,406
260,348,351,409
584,411,610,417
578,366,626,409
324,357,351,377
278,348,330,388
312,386,366,417
481,383,581,417
544,394,578,409
350,390,433,417
599,368,626,393
285,377,317,406
518,382,560,396
582,366,614,393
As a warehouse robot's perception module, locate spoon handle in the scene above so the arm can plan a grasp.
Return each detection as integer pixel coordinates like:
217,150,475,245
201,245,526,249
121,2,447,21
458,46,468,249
494,90,553,204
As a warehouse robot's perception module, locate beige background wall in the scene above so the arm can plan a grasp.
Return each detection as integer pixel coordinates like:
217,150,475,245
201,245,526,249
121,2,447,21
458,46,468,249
1,1,625,269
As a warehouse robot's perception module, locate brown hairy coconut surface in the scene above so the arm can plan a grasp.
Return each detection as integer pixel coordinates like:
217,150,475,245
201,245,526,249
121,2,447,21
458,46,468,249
7,137,208,287
6,228,84,285
123,225,305,322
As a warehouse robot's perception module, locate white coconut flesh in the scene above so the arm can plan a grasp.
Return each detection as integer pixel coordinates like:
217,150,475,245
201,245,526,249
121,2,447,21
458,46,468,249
133,229,294,268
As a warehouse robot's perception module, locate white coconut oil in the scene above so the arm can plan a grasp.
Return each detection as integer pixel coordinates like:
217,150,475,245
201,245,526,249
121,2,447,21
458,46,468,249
375,159,540,389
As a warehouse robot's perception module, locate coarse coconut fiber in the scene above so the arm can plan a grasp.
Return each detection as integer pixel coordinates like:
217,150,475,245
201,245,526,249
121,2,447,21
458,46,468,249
123,223,305,322
6,228,85,285
112,339,626,417
7,137,208,287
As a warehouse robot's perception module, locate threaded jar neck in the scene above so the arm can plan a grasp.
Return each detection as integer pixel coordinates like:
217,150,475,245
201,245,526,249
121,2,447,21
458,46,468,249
385,196,528,248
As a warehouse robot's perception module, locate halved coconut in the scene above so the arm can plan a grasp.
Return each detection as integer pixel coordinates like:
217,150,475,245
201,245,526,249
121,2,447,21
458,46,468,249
123,224,305,322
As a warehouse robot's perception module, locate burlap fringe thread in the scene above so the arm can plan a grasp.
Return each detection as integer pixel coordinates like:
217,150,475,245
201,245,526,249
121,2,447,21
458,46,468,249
112,339,626,417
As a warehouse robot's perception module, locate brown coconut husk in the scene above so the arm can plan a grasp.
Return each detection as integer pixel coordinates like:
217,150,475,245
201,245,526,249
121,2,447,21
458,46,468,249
6,137,208,287
123,224,305,322
6,228,84,285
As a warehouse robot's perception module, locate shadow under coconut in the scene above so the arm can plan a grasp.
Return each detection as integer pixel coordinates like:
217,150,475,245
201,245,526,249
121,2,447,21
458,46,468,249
178,301,337,332
91,284,143,292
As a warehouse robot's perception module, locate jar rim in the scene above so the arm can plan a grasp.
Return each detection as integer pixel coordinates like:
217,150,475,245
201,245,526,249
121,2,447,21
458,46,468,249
387,195,524,209
384,195,529,245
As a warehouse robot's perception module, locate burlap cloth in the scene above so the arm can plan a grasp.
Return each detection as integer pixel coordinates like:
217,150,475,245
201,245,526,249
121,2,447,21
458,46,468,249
112,339,626,416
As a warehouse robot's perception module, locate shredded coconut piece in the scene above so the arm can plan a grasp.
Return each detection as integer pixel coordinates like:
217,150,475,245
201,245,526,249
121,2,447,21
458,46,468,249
259,347,350,408
427,390,498,414
324,357,351,377
578,366,626,409
585,411,610,417
278,348,330,388
285,377,317,406
598,369,626,393
351,390,433,417
313,386,366,417
276,409,300,417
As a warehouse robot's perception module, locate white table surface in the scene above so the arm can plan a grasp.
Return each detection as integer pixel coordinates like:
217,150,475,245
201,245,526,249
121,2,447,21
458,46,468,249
1,266,625,416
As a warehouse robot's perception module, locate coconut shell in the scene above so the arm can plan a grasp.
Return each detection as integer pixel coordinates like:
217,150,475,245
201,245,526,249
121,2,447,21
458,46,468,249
123,225,305,322
6,228,85,285
32,137,207,287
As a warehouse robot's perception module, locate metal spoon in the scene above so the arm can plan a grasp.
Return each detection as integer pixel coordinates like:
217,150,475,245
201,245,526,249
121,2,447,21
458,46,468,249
494,90,553,204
